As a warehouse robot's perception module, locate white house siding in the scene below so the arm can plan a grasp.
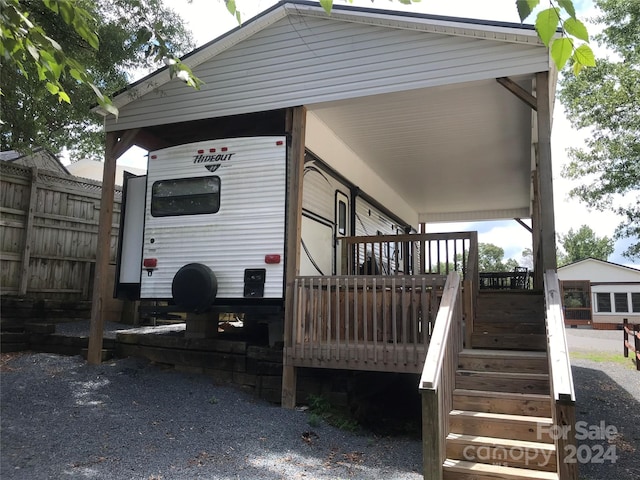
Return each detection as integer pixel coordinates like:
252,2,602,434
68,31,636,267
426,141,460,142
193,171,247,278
558,259,640,325
106,14,549,133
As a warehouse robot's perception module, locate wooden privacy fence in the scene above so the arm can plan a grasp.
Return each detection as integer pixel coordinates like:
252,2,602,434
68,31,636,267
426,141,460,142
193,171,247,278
0,162,122,301
290,274,447,373
623,319,640,371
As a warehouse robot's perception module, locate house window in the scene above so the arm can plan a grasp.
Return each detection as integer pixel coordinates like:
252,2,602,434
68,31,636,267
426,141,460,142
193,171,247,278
151,176,220,217
632,293,640,313
614,293,629,312
596,293,611,312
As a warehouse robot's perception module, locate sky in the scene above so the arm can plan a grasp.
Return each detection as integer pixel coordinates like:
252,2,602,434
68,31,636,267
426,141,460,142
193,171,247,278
114,0,639,268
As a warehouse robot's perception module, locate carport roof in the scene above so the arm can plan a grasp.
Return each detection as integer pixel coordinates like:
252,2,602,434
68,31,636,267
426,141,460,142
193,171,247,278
102,1,556,224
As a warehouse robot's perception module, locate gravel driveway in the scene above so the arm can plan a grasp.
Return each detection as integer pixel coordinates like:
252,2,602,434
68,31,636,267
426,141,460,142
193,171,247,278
1,328,639,479
1,353,422,480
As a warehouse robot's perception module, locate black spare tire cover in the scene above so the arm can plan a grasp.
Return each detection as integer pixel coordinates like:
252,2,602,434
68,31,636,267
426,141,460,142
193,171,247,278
171,263,218,312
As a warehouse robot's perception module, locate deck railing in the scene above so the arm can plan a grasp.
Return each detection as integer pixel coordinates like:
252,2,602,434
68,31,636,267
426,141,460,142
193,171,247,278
544,270,578,480
340,231,477,277
419,272,464,480
289,274,446,372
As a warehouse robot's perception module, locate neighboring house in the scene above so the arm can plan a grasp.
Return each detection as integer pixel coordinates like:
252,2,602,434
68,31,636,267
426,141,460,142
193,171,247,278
66,158,146,186
0,148,70,176
558,258,640,329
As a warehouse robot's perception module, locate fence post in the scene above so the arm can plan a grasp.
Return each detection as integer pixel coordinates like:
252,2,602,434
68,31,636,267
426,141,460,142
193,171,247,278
635,324,640,371
623,318,629,358
18,167,38,296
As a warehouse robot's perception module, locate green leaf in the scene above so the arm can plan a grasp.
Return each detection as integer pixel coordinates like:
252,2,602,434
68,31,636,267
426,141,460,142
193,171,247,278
45,81,59,95
59,1,75,25
225,0,236,17
320,0,333,15
572,61,584,76
26,43,39,61
550,37,573,70
564,18,589,43
58,90,71,103
73,22,99,50
516,0,539,22
557,0,577,19
535,8,560,47
43,0,59,14
574,43,596,67
98,100,119,118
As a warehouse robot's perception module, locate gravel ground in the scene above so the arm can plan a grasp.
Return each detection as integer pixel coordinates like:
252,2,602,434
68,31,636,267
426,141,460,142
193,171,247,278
1,326,638,479
1,353,422,480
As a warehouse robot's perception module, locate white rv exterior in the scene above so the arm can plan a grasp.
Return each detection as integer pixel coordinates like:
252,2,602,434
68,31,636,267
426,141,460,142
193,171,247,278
139,137,287,305
116,137,410,312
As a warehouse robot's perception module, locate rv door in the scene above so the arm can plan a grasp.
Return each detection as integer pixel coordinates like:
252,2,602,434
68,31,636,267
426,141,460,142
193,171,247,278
335,191,350,275
114,172,146,299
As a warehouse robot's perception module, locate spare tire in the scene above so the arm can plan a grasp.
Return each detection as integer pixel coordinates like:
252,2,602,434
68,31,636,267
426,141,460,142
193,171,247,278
171,263,218,312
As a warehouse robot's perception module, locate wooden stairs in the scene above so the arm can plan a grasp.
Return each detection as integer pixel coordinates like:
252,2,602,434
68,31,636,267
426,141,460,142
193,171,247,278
442,290,558,479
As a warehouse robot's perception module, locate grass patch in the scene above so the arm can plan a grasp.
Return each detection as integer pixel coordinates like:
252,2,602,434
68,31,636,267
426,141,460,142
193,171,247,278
307,394,360,432
570,350,637,369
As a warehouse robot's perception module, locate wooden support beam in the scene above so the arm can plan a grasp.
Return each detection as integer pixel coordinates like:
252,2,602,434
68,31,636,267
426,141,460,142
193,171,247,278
282,106,306,408
112,129,141,159
536,72,557,273
514,218,532,233
87,132,119,365
497,77,537,111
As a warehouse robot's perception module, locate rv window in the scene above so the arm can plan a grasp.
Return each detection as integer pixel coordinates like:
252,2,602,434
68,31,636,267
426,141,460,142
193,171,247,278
338,200,346,235
151,176,220,217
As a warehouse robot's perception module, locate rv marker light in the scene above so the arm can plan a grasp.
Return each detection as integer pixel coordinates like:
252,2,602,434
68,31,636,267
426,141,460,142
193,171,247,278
209,148,216,153
150,155,157,159
221,147,228,152
265,254,281,264
197,149,204,154
276,140,283,145
143,258,158,268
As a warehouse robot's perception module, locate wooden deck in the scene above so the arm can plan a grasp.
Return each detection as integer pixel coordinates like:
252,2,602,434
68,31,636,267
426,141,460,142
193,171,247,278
285,231,478,374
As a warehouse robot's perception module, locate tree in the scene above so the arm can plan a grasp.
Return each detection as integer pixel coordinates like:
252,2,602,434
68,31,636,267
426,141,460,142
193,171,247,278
557,225,614,265
558,0,640,260
0,0,194,161
1,0,593,129
478,243,520,272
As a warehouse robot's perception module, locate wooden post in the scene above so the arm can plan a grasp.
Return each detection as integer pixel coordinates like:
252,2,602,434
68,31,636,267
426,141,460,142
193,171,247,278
19,167,38,296
556,401,579,480
536,71,557,274
282,106,306,408
87,132,119,364
624,318,629,357
421,389,443,479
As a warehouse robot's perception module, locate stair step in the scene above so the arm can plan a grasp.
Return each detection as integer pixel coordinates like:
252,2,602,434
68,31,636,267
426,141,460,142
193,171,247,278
449,410,554,443
474,322,546,334
443,459,558,480
453,389,552,417
456,370,550,395
471,333,547,351
446,433,557,472
458,349,548,373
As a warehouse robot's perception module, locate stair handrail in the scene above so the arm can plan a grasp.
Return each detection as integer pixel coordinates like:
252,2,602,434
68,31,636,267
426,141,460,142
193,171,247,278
544,269,578,480
419,272,463,480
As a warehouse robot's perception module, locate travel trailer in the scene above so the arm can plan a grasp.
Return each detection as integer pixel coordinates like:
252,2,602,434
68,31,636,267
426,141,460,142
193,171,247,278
115,136,411,317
